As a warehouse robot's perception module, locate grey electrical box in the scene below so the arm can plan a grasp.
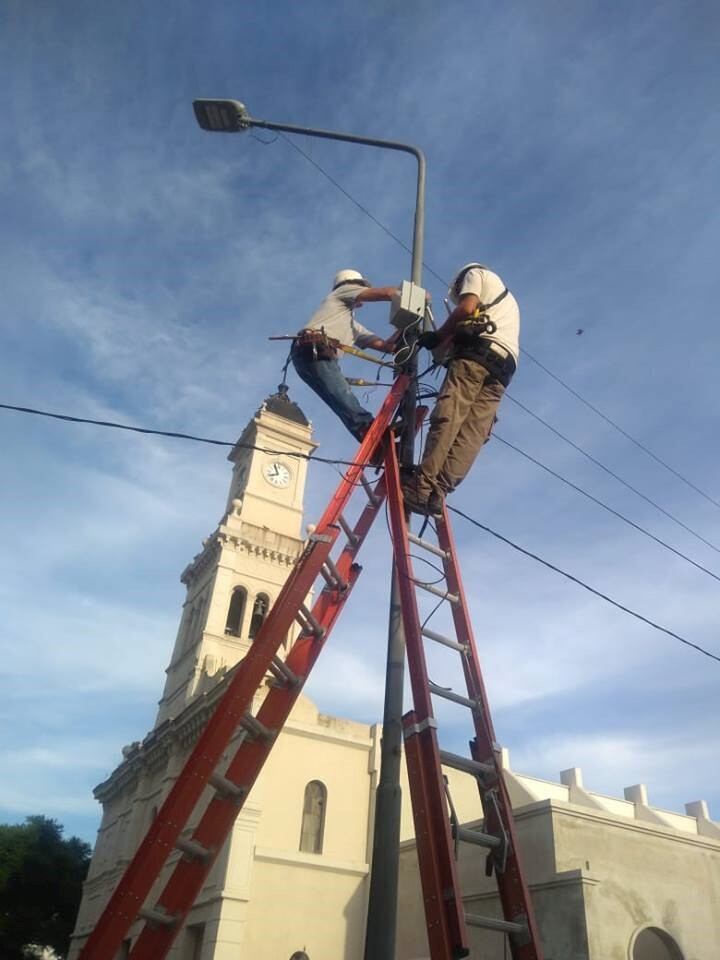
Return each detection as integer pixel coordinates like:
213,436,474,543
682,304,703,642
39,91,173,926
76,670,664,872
389,281,427,330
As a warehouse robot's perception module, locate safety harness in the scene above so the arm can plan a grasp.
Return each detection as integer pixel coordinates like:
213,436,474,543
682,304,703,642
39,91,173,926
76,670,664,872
452,287,515,386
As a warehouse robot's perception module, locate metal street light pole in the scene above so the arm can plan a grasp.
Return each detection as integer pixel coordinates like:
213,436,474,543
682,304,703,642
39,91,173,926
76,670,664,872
194,100,426,960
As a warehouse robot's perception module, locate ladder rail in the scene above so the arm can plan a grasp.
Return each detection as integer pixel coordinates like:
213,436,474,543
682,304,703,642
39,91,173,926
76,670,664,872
79,379,408,960
435,511,497,744
436,508,544,960
128,471,392,959
385,449,543,960
384,442,469,960
81,532,338,959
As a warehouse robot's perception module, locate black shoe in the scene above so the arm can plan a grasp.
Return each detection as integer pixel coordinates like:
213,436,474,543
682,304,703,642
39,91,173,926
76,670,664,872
427,491,444,517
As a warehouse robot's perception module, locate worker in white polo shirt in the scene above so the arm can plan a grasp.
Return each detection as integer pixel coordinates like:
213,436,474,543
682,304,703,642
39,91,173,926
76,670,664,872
402,263,520,516
291,269,399,440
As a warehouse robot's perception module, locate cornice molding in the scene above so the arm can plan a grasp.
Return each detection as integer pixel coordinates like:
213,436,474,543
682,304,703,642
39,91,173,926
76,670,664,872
94,674,243,802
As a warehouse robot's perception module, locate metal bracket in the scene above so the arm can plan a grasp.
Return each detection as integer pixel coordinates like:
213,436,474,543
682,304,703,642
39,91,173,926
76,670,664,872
402,716,438,739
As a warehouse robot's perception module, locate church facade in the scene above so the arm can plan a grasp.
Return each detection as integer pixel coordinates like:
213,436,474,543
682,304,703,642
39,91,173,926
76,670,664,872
70,391,720,960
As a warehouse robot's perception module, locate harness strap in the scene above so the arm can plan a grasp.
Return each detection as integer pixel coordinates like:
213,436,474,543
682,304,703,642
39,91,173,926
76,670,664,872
475,287,509,313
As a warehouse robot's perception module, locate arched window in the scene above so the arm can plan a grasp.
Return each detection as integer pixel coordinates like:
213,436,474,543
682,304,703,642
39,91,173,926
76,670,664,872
184,604,198,650
225,587,247,637
632,927,684,960
249,593,270,639
299,780,327,854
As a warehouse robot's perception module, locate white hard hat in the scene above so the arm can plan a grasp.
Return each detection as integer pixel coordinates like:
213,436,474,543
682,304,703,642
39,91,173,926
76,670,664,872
333,268,370,289
448,262,487,304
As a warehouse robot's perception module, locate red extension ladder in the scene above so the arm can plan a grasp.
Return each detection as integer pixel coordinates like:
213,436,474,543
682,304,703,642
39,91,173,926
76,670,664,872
78,374,543,960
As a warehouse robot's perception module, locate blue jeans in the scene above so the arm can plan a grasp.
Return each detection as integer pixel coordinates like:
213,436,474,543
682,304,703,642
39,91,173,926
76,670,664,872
292,350,373,439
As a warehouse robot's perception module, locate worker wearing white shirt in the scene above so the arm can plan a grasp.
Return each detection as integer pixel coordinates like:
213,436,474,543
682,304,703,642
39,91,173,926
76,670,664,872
291,269,398,439
403,263,520,516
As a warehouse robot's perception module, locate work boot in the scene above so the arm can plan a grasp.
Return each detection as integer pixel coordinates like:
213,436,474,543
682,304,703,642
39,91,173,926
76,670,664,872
401,478,430,516
427,491,444,517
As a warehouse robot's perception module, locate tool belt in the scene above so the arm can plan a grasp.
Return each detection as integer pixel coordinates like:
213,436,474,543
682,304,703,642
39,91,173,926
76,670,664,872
291,329,339,361
452,335,516,387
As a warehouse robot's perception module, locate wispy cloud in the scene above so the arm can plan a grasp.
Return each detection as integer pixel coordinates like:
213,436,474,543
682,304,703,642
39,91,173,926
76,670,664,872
1,0,719,844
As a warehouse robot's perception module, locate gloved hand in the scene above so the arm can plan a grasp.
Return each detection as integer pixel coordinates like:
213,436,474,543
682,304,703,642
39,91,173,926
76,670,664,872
417,330,442,350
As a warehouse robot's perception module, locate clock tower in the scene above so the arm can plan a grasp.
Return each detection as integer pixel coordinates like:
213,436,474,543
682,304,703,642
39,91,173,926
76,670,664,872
156,386,316,726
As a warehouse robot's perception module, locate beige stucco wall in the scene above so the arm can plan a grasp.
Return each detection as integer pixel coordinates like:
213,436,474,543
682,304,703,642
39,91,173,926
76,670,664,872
555,804,720,959
396,791,720,960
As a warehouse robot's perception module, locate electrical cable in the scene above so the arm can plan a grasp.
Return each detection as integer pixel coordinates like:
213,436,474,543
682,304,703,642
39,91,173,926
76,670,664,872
519,347,720,512
504,394,720,555
5,394,717,589
408,553,449,587
277,133,450,285
6,399,714,662
493,434,720,584
448,505,720,664
0,402,373,469
276,134,719,515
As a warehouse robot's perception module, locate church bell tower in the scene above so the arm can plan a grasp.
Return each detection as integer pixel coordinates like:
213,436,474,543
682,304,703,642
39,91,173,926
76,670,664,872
155,386,316,726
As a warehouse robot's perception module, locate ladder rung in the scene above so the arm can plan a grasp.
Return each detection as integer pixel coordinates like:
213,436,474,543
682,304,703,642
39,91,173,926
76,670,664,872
421,626,467,653
208,772,247,804
320,558,348,591
428,681,479,711
439,750,494,778
268,655,300,687
465,913,527,937
360,472,381,506
138,906,177,928
456,825,501,850
407,532,450,560
299,603,325,638
338,513,360,545
175,836,212,862
239,712,274,741
412,580,459,604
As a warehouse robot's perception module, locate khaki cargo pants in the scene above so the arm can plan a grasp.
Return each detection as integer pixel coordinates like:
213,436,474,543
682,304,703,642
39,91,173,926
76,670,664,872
416,357,505,497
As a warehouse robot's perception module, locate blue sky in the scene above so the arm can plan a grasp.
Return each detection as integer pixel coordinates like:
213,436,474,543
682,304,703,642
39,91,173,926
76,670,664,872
1,0,719,845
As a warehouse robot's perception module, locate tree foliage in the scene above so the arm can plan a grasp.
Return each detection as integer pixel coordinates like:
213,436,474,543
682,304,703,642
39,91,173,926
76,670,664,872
0,816,91,960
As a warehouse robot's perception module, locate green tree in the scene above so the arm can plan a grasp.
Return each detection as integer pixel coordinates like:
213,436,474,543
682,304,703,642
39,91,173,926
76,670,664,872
0,816,91,960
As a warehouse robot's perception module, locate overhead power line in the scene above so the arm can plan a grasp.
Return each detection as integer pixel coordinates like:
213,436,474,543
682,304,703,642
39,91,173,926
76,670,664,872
272,136,720,514
277,134,450,290
0,402,363,468
3,396,719,588
504,395,720,556
448,505,720,665
3,398,717,661
519,349,720,511
493,434,720,584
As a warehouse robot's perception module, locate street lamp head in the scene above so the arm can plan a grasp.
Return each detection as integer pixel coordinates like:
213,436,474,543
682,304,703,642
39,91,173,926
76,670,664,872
193,99,251,133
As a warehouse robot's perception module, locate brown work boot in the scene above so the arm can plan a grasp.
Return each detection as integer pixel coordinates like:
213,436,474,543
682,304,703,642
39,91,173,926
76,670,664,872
427,491,444,517
401,477,431,516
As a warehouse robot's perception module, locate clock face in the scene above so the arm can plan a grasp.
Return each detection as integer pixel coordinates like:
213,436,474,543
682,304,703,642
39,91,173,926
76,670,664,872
263,461,291,488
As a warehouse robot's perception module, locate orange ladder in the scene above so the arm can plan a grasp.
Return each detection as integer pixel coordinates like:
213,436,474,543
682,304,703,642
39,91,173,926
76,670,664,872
78,372,543,960
383,439,543,959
